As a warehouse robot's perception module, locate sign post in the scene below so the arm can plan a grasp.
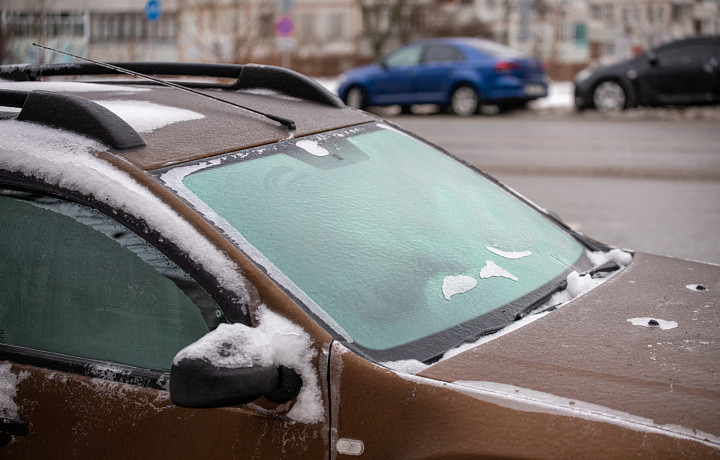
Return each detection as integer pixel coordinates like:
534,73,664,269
274,15,296,69
145,1,162,60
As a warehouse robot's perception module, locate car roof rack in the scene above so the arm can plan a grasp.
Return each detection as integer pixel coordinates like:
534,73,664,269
0,62,344,108
0,89,146,150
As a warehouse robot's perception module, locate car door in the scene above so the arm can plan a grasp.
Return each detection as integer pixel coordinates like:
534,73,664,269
416,44,466,104
372,43,424,105
0,187,328,458
641,42,718,105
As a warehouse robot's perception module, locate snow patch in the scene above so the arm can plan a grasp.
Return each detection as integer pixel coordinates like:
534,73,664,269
547,271,600,305
94,100,204,133
479,260,518,281
442,275,477,300
173,306,323,424
0,81,149,93
0,363,29,419
486,246,532,259
627,318,678,330
587,248,633,267
296,139,329,157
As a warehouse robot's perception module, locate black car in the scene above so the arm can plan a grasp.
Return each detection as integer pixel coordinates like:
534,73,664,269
574,35,719,111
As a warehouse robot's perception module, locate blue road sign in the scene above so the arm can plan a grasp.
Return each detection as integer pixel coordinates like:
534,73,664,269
145,0,162,22
274,16,295,38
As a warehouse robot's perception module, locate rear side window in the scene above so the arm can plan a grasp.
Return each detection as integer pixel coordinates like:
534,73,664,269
0,190,223,371
423,45,464,63
657,44,715,66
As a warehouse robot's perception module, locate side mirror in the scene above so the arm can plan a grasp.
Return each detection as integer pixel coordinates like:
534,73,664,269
170,357,302,408
647,51,658,66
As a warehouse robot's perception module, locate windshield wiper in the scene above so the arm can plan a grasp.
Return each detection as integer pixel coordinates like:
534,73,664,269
513,278,568,321
514,259,622,320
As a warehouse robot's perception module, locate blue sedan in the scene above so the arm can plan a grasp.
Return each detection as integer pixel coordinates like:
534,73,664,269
337,37,549,116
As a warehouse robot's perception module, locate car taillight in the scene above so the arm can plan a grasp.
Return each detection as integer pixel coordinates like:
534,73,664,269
495,61,519,73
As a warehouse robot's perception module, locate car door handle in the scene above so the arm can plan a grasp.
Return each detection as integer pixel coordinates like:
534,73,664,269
0,417,28,436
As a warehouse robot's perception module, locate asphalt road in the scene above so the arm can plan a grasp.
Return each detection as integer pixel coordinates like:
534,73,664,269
387,106,720,265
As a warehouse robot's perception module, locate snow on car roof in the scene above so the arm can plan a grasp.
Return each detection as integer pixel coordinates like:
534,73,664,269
0,78,373,170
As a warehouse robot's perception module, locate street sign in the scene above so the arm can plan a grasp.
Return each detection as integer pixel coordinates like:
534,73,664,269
274,16,295,38
145,0,162,22
276,37,297,52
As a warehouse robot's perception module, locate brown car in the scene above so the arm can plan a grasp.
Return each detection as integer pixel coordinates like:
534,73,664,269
0,62,718,458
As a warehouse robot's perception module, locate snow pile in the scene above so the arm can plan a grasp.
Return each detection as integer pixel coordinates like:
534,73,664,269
0,363,28,419
173,306,323,424
587,247,633,267
0,120,251,308
537,248,632,309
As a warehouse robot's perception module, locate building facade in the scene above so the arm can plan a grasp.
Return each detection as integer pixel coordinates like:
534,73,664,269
2,0,719,78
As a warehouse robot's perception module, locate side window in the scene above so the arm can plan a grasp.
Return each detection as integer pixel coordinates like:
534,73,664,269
423,45,464,63
657,44,714,66
0,190,224,372
383,44,423,69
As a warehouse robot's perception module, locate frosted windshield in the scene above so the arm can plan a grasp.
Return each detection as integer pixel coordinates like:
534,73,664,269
178,124,584,352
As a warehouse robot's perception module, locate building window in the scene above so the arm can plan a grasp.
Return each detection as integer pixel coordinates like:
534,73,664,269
298,12,317,41
258,13,274,39
672,4,693,21
574,23,587,46
604,4,614,26
90,12,177,43
327,11,348,40
3,11,87,38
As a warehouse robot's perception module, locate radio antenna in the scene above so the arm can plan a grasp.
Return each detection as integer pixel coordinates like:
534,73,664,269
32,43,296,131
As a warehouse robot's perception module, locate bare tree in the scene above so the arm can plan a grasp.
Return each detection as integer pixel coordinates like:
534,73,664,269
359,0,407,59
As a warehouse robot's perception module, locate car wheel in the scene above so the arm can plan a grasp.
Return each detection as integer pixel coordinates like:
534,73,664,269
345,86,368,110
450,85,479,116
592,80,627,112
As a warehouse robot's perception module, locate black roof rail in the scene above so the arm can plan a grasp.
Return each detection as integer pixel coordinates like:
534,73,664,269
0,62,344,108
0,89,145,150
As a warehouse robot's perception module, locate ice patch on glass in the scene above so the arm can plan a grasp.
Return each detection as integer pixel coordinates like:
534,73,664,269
442,275,478,300
479,261,518,281
296,139,329,157
486,246,532,259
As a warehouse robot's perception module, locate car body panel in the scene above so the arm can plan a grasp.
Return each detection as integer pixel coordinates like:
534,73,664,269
419,252,720,441
338,38,548,110
575,35,720,110
330,253,720,458
331,331,719,459
4,361,329,459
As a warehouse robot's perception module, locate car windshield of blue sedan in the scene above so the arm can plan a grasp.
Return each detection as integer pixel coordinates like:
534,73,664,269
166,123,584,358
